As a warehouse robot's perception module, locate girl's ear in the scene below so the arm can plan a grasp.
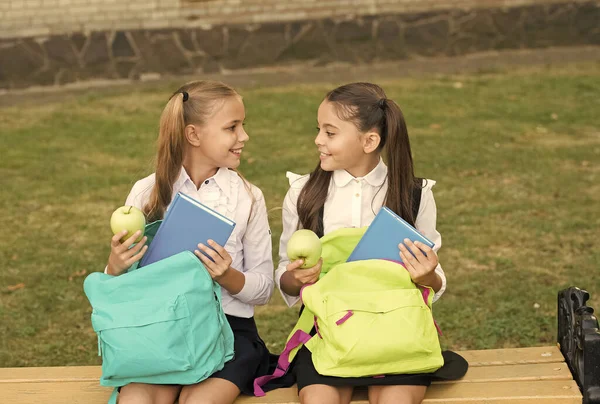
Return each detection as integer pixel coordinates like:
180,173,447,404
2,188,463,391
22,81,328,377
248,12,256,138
363,130,381,154
184,124,202,147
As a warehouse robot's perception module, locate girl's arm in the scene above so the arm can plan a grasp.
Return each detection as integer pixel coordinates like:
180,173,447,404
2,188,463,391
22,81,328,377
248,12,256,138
275,187,305,307
229,189,274,306
105,180,150,275
414,181,447,302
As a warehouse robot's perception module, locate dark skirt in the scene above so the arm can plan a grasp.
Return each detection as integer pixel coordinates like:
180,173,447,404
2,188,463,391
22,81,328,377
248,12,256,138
209,315,273,395
294,346,468,392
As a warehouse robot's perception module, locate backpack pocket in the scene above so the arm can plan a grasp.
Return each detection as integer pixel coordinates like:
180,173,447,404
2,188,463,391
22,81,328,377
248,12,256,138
92,294,194,380
310,289,440,376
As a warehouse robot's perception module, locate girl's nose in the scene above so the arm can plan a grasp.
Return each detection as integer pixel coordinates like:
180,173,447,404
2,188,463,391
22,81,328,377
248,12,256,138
239,126,249,142
315,130,324,146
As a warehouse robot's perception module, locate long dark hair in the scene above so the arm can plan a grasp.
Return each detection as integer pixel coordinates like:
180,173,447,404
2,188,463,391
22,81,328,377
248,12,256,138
297,82,420,234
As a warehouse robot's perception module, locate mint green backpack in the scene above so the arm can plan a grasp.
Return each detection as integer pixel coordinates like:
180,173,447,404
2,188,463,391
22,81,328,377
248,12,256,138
84,221,235,404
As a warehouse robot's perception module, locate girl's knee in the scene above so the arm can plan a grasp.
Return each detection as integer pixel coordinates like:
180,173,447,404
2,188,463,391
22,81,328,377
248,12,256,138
118,384,179,404
299,384,350,404
117,386,152,404
368,385,427,404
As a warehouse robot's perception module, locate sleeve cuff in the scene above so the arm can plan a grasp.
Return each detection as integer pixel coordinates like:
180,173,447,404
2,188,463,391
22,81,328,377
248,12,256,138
432,264,446,303
275,267,301,307
231,271,272,306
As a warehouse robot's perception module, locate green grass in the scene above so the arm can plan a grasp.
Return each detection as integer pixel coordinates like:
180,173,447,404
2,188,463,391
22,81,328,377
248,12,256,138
1,63,599,367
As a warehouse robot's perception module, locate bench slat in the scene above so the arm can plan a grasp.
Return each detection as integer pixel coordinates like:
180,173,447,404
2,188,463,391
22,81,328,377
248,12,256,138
440,362,574,383
0,362,574,384
0,346,567,383
2,380,582,404
0,366,100,383
460,346,563,366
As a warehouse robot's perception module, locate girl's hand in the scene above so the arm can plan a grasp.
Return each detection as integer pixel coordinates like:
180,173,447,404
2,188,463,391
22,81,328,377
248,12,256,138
107,230,148,276
286,258,323,286
399,239,439,287
195,239,233,281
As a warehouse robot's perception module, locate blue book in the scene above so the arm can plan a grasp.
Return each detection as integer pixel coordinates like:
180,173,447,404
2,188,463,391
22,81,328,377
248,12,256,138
139,192,236,268
347,206,435,263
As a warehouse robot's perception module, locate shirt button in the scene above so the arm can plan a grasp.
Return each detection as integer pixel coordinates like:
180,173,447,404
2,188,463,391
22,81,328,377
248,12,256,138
355,179,360,184
204,180,209,185
355,193,360,197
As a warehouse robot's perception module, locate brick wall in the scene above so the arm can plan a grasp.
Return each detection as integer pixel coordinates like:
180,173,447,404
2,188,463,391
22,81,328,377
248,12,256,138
2,0,599,89
0,0,595,39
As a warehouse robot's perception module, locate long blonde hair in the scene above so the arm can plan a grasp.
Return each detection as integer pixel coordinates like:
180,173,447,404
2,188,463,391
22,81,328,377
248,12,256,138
144,80,240,222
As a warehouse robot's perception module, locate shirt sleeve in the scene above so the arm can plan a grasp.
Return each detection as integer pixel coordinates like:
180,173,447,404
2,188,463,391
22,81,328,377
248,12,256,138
231,188,274,306
124,180,151,211
414,180,446,303
274,185,303,308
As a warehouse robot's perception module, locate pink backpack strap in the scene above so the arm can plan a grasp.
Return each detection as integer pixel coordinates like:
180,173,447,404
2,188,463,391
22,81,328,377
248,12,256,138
419,286,443,336
253,329,312,397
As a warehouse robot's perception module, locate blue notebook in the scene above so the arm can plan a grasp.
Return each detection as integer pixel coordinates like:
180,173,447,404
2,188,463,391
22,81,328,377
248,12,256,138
347,206,435,263
139,192,236,268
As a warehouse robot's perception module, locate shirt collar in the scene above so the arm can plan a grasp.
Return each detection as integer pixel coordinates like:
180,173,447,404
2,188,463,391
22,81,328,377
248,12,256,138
213,167,232,199
332,158,387,187
174,166,232,198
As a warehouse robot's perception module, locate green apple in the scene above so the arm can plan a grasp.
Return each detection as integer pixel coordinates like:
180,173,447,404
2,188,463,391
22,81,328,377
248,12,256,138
287,229,322,269
110,206,146,243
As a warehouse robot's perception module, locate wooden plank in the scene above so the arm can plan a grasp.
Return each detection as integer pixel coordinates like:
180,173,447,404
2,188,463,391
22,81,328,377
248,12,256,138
235,381,583,404
460,346,564,366
3,381,112,404
0,347,565,383
422,380,582,404
435,362,574,384
0,362,574,384
2,380,582,404
0,366,101,383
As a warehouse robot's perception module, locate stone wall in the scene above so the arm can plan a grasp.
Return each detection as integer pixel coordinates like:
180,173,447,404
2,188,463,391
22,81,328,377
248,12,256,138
1,0,599,89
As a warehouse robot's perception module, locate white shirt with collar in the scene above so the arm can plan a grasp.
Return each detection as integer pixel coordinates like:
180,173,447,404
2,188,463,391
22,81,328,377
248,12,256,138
123,166,274,318
275,159,447,307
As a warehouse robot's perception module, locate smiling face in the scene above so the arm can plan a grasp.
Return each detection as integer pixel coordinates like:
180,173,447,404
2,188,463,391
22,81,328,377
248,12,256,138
194,95,248,169
315,99,380,177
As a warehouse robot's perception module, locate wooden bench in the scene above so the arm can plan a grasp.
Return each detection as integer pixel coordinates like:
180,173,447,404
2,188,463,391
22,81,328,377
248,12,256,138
2,287,598,403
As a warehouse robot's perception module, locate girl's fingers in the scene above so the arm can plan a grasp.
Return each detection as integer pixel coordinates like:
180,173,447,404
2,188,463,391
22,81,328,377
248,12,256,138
403,239,427,263
125,245,148,267
414,241,438,265
286,259,305,271
125,236,147,258
194,250,214,271
207,240,227,260
414,241,433,255
399,243,418,267
197,243,220,262
111,230,129,249
399,251,412,269
119,231,143,253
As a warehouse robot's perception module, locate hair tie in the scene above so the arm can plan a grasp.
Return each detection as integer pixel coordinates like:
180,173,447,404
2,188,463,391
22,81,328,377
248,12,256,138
378,98,386,110
181,91,189,102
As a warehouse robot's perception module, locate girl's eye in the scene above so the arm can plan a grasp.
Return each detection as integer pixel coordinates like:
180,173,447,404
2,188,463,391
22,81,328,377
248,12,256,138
228,125,236,131
316,126,320,133
326,132,334,137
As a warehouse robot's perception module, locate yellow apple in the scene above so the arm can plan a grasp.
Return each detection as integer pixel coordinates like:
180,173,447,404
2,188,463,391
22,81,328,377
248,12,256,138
287,229,322,269
110,206,146,243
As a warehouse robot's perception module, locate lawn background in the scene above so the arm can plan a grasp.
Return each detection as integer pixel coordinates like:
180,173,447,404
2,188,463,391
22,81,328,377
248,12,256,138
1,63,598,366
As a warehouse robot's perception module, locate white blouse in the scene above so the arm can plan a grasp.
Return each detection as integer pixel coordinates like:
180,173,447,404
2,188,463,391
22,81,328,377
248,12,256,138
123,167,274,318
275,159,447,307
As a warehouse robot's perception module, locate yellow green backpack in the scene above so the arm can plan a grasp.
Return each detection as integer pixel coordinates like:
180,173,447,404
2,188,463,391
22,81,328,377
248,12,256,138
254,228,443,395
